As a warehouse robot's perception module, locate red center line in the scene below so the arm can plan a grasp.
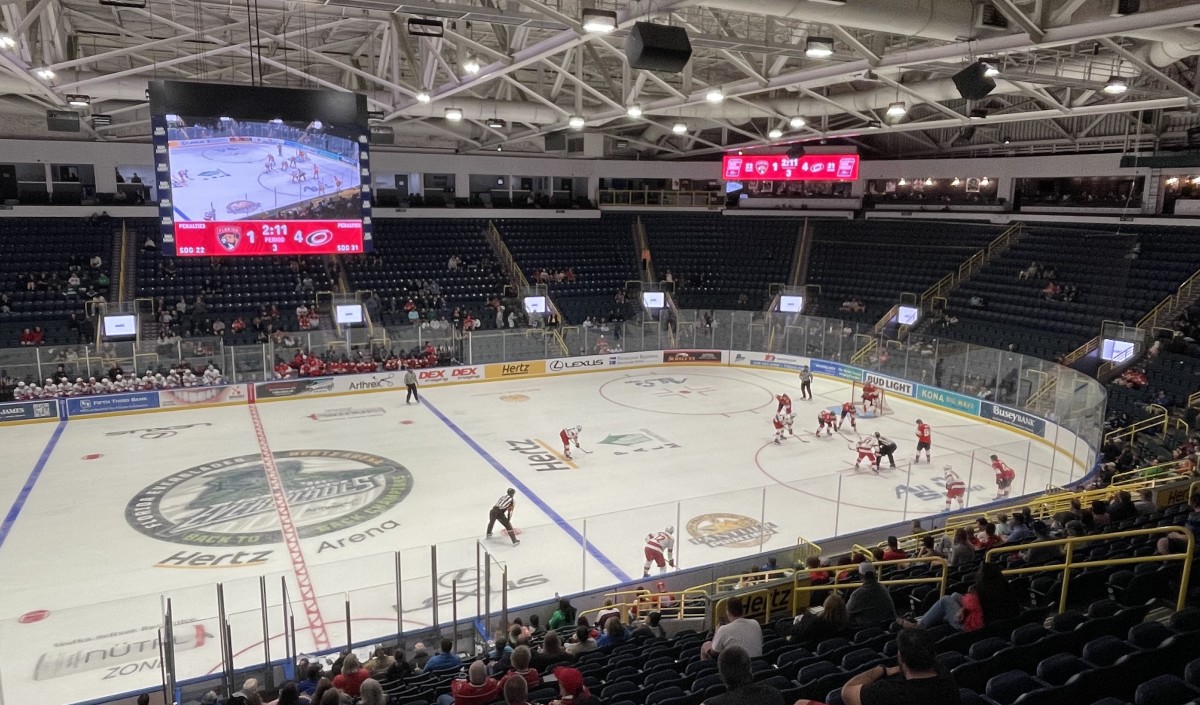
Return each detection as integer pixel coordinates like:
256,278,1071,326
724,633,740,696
247,405,330,651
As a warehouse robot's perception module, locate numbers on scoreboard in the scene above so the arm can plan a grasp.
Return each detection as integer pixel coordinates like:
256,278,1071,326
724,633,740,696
178,246,207,254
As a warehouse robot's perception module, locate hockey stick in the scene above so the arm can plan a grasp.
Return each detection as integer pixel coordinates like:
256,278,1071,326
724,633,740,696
577,446,593,454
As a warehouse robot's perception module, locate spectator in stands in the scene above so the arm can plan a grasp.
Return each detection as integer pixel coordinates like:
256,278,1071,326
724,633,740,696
1090,500,1111,527
500,646,541,691
265,681,299,705
1107,491,1137,523
227,678,262,705
1134,489,1157,514
548,598,576,629
424,638,462,673
632,611,667,639
547,666,595,705
1156,493,1200,555
438,660,498,705
847,563,897,629
530,631,571,672
704,596,762,659
503,675,530,705
565,626,596,656
971,522,1003,550
1004,513,1032,543
915,535,944,560
332,654,370,697
702,644,784,705
596,614,629,649
309,678,333,705
595,599,620,629
789,592,851,647
882,536,907,562
1023,521,1061,564
1018,261,1039,280
359,679,384,705
297,664,322,697
908,562,1019,633
838,628,962,705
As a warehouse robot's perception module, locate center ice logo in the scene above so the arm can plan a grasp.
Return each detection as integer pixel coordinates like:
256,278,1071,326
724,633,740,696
125,449,413,547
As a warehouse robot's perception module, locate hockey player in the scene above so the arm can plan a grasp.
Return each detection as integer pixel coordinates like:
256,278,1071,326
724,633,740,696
854,435,879,471
776,393,792,414
560,425,582,459
914,419,932,463
643,526,676,577
772,413,787,445
943,466,966,511
874,432,898,469
816,409,837,437
861,381,880,414
837,400,858,432
991,454,1017,499
13,381,28,400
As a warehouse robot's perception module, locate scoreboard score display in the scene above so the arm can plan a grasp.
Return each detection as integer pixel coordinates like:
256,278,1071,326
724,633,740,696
149,80,372,257
722,153,860,181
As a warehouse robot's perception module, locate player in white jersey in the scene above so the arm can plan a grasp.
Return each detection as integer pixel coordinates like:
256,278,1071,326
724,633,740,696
14,382,28,400
560,425,582,459
643,526,676,577
854,435,879,471
772,412,796,444
943,465,966,511
182,370,198,387
203,364,223,385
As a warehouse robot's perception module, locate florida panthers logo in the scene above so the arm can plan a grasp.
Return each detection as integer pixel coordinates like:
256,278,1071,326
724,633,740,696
216,225,241,252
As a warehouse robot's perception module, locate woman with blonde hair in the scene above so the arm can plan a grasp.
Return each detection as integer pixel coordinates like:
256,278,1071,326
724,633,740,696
789,592,851,647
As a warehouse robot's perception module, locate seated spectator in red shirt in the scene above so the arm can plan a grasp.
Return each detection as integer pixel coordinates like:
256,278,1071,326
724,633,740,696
30,327,44,345
882,535,908,562
331,654,370,698
18,328,33,346
500,646,541,690
436,660,498,705
971,522,1003,551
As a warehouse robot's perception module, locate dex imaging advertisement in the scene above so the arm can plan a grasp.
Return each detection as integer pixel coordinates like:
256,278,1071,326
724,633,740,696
149,80,372,257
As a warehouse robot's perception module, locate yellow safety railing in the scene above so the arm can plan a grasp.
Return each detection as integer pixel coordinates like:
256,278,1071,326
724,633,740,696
1104,405,1172,445
918,222,1023,310
795,536,823,565
577,588,651,625
714,569,795,593
850,335,877,366
786,557,950,619
634,588,709,621
1189,390,1200,409
1110,457,1196,488
985,526,1194,612
1139,265,1200,331
1062,336,1100,367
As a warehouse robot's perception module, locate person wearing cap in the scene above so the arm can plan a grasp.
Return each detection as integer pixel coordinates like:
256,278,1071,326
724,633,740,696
438,660,499,705
225,678,260,705
487,488,521,546
846,563,898,630
549,666,599,705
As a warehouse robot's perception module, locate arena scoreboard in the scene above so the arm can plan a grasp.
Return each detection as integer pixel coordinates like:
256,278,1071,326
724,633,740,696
149,80,373,257
721,153,860,181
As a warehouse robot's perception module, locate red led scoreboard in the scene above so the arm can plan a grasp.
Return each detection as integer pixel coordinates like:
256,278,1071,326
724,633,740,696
173,220,363,256
722,153,860,181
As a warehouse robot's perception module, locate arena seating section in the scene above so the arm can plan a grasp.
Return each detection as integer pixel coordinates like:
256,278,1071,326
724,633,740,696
346,495,1199,705
495,214,640,323
805,220,1003,323
345,219,509,328
0,217,115,345
641,214,796,310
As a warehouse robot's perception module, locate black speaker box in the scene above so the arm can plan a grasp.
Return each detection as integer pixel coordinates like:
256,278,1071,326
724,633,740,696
952,62,996,101
625,22,692,73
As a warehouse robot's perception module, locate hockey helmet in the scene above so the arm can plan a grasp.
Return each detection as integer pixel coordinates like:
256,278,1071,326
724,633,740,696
943,465,954,474
575,425,582,432
665,526,674,535
915,419,923,425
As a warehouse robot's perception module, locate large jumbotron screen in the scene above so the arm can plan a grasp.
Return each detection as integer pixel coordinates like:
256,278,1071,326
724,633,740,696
149,80,372,257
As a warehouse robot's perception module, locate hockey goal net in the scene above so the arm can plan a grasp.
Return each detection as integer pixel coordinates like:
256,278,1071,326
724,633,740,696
852,380,893,416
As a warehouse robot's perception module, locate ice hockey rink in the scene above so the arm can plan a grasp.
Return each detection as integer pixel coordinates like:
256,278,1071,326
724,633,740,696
168,141,359,221
0,364,1088,704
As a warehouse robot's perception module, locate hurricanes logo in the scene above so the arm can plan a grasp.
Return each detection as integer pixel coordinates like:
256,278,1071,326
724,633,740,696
687,513,779,549
126,450,413,546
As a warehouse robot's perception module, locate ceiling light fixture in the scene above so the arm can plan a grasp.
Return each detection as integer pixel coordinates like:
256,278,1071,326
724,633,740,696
886,101,907,118
768,127,783,139
672,122,688,134
951,177,961,186
980,59,1000,78
1104,76,1129,94
790,116,806,129
444,107,463,121
626,105,643,118
969,108,988,120
462,56,481,75
568,115,586,129
35,67,55,80
66,94,90,108
1165,176,1179,186
805,36,834,59
980,177,991,186
581,8,617,34
415,91,431,103
0,35,16,49
485,117,506,129
705,89,724,103
407,18,444,37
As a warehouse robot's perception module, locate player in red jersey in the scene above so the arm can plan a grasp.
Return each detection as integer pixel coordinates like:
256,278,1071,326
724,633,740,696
560,425,582,459
642,526,675,577
854,435,879,471
838,401,858,432
776,393,792,414
816,409,837,437
914,419,932,463
861,382,880,414
943,465,966,511
990,454,1017,499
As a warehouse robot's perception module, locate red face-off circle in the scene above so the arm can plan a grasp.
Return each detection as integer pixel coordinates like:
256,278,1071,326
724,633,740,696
19,610,50,623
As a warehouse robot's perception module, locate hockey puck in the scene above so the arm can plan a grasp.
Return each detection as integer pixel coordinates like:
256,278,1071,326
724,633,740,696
82,453,102,460
19,610,50,624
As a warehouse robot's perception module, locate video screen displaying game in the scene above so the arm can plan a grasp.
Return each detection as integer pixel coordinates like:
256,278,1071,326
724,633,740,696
149,80,372,257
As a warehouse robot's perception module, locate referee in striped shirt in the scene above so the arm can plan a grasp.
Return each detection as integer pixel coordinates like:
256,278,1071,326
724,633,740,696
487,488,520,545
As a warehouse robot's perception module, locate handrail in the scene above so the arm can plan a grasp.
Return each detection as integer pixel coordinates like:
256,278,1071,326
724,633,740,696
787,556,950,618
1103,406,1171,445
1110,457,1196,488
850,334,877,366
795,536,823,565
919,222,1023,310
116,219,129,302
1190,390,1200,409
985,525,1194,612
1061,336,1100,366
714,568,795,593
1139,263,1200,330
576,588,651,625
634,588,708,621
